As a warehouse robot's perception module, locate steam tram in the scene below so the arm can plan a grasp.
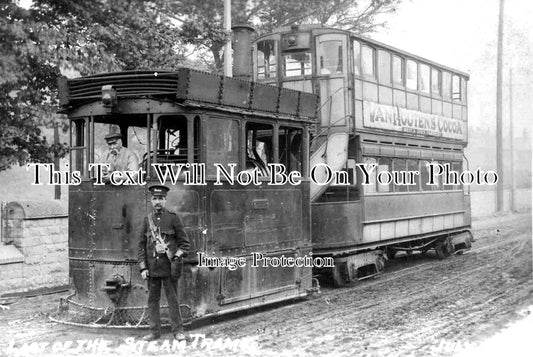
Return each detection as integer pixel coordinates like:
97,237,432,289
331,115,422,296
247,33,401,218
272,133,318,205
252,25,472,285
56,69,319,326
55,24,472,327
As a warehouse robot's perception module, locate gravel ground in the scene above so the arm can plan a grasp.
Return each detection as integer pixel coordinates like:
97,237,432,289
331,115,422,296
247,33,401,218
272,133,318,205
0,212,531,357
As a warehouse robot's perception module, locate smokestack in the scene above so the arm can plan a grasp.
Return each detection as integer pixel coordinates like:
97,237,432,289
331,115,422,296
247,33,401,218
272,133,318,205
232,24,255,80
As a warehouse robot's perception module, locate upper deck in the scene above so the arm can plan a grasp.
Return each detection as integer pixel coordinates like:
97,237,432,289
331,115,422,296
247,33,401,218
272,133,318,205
252,24,469,145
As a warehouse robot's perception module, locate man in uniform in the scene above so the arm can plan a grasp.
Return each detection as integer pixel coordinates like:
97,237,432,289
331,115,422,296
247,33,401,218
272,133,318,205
102,132,139,172
138,184,190,341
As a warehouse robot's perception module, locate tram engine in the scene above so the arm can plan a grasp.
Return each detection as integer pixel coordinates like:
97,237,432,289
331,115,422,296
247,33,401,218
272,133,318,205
54,68,319,327
251,24,473,285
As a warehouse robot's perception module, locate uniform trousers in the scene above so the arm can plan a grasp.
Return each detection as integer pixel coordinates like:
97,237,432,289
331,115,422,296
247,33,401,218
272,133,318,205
147,276,183,334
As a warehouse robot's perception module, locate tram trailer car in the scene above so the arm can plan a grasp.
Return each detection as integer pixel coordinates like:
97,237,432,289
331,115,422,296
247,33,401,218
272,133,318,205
55,68,319,327
251,25,473,285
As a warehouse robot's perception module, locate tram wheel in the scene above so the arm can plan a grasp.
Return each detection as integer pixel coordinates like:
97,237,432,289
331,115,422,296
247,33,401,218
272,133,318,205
332,262,350,287
386,248,397,260
435,243,446,259
435,238,452,259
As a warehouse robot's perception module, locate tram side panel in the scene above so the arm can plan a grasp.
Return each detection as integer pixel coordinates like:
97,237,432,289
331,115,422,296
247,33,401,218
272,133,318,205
68,183,146,308
68,181,210,313
206,182,312,312
362,191,467,244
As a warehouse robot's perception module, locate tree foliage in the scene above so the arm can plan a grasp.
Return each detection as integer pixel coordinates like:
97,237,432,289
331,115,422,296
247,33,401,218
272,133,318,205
175,0,401,73
1,0,400,171
0,0,195,171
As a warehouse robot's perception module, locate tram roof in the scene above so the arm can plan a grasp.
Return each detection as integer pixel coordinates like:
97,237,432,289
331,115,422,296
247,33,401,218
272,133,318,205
255,24,470,79
58,68,319,123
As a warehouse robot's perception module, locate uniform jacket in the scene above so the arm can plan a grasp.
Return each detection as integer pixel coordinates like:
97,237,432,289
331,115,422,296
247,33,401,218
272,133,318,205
103,147,139,172
138,208,190,278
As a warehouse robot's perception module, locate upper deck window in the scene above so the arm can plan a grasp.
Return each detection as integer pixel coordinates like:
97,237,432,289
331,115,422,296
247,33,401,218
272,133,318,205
431,68,441,96
283,52,312,77
353,40,361,75
361,45,375,78
461,77,467,103
318,40,343,75
406,60,417,90
452,75,461,101
442,71,451,99
419,64,430,94
392,55,404,86
257,40,277,80
378,50,391,84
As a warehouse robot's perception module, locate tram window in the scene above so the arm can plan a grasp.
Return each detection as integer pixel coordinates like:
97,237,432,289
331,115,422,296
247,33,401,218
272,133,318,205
318,40,343,75
318,159,359,202
407,159,420,191
452,75,461,101
430,161,443,191
92,122,114,166
245,122,273,176
443,161,462,190
419,64,430,94
206,118,239,176
127,126,148,163
361,45,375,78
70,119,86,175
378,50,391,84
377,157,392,192
393,158,408,192
406,60,417,90
392,55,404,86
431,68,441,96
453,162,463,190
442,72,451,99
362,157,377,194
283,52,312,77
157,115,190,164
279,126,303,174
461,78,467,103
193,116,200,162
346,158,359,200
93,123,111,162
257,40,277,79
421,160,432,191
353,40,361,75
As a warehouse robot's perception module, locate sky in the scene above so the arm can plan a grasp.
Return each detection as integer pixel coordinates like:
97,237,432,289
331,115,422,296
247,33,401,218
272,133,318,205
16,0,532,134
372,0,533,135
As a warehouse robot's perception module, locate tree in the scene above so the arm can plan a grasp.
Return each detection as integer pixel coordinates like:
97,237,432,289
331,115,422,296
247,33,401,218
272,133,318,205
174,0,401,73
0,0,193,171
1,0,401,171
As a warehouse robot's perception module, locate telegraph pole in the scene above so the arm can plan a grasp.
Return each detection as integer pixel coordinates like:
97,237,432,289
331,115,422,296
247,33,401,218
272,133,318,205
224,0,232,77
509,68,515,211
54,122,61,200
496,0,505,211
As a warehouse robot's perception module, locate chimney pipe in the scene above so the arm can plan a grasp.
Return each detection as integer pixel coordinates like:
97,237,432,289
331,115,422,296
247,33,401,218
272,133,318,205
232,24,255,80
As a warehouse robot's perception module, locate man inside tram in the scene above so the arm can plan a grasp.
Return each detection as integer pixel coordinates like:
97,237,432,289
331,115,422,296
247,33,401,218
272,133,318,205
101,132,140,181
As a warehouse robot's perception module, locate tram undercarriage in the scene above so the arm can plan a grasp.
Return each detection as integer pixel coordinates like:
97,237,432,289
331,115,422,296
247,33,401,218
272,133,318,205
315,229,473,286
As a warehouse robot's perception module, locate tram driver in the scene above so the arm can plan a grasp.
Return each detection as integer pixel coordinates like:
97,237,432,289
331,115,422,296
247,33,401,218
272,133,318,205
138,184,190,341
101,132,139,181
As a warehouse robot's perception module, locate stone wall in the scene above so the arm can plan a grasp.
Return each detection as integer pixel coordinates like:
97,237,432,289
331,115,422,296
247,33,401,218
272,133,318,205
0,200,68,296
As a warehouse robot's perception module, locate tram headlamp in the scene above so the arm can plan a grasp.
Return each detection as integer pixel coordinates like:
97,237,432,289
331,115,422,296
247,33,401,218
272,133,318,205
287,35,297,47
101,85,117,108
